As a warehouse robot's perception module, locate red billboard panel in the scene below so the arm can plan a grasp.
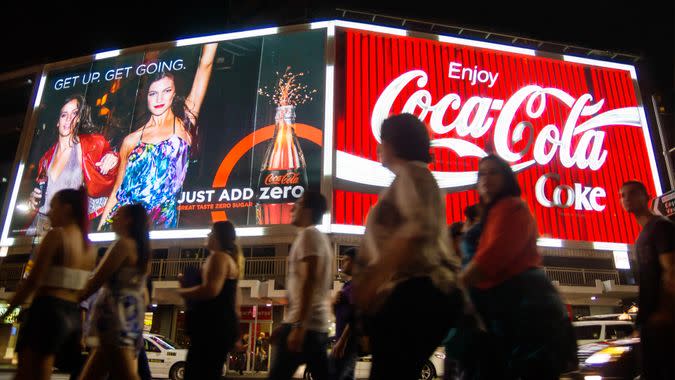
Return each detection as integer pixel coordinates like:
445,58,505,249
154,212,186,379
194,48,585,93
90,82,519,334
333,28,661,244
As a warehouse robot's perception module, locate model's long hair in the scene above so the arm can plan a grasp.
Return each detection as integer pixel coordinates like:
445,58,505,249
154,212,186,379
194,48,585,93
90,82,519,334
135,72,198,154
59,94,97,143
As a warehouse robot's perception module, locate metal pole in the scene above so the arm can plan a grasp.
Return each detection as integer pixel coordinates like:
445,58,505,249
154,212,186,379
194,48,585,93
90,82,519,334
651,95,675,190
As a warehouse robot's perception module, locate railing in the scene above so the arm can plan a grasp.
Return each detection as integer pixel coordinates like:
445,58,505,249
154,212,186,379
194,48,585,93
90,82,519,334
151,259,204,281
0,260,623,290
544,267,621,286
244,257,287,281
150,257,289,282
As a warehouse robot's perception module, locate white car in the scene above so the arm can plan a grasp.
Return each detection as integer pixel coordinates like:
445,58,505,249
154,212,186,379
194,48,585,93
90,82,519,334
572,320,635,346
143,333,188,380
294,347,446,380
142,333,230,380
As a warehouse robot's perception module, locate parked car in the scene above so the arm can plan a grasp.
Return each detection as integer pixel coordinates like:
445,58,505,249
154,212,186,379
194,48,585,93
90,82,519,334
143,333,188,380
143,333,232,380
572,320,635,346
295,347,446,379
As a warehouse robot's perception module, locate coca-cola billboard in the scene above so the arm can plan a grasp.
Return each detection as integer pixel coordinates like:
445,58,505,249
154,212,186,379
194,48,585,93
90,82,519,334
332,28,661,244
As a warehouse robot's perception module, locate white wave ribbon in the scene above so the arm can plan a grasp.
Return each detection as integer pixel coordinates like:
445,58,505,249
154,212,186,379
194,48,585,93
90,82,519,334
335,151,536,189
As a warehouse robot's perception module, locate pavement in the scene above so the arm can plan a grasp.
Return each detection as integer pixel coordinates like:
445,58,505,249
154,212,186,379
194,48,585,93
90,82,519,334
0,365,272,379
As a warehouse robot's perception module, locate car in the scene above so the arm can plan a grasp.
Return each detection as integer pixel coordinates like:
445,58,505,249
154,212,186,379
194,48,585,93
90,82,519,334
574,337,641,380
143,333,188,380
142,333,231,380
294,347,446,380
572,320,635,346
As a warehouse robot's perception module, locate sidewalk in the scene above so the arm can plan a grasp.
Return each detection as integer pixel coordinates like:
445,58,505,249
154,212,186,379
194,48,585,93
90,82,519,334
0,365,271,379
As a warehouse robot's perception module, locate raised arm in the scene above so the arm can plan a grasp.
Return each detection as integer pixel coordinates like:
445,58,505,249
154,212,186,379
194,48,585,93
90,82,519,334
97,135,134,230
184,43,217,125
177,253,227,300
80,239,132,301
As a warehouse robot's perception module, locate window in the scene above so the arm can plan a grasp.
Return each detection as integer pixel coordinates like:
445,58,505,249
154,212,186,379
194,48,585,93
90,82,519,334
574,325,601,340
144,338,161,353
607,324,634,340
150,335,184,350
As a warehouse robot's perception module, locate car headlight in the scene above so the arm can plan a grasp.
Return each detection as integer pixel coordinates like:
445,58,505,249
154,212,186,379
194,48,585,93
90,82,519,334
433,352,446,360
585,346,632,365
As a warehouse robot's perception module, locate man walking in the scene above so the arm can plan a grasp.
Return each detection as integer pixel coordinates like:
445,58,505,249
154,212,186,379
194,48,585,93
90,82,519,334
620,180,674,379
268,190,333,380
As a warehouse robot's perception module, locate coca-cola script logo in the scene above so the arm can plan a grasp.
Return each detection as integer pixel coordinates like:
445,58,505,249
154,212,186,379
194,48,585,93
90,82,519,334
336,69,643,190
264,172,301,186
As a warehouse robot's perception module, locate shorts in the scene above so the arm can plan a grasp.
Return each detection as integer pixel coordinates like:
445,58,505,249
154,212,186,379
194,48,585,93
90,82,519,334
16,296,81,355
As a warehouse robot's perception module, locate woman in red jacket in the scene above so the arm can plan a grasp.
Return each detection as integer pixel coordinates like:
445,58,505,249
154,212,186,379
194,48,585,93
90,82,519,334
29,94,118,235
460,154,577,380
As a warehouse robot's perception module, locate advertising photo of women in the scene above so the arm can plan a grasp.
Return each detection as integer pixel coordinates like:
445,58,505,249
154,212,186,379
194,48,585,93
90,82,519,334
98,43,217,230
29,94,119,236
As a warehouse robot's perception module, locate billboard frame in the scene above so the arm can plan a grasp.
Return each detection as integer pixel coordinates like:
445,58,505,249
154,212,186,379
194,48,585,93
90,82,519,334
0,19,661,254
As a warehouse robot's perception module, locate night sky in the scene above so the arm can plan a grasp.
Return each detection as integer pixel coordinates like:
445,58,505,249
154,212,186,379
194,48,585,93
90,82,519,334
1,1,672,103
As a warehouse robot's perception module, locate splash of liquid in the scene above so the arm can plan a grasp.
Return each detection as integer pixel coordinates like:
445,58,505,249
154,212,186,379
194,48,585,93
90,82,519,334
258,66,317,106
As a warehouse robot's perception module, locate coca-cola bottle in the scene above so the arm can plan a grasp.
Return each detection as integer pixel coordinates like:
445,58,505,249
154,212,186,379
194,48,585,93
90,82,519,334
255,105,308,224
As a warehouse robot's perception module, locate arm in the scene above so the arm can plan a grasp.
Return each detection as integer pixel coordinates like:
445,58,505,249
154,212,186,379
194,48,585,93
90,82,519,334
287,254,320,352
332,324,352,358
79,240,131,301
177,253,227,300
184,43,217,124
3,230,60,313
97,135,133,230
296,255,320,326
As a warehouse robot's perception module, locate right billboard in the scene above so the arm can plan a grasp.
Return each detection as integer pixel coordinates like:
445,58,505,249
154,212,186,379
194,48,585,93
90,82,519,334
332,27,661,244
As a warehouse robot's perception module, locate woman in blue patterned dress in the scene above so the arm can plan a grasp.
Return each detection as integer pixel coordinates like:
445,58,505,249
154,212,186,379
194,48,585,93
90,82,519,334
98,43,217,230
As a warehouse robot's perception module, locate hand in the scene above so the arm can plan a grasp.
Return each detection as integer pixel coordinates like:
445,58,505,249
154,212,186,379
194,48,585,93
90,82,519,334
177,273,185,287
29,187,42,210
95,153,119,175
331,340,346,359
287,326,306,353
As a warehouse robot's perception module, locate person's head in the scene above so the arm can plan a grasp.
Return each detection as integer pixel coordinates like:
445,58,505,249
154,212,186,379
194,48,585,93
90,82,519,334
620,180,651,215
112,204,151,270
340,247,357,276
464,204,481,227
208,221,236,251
146,73,176,117
378,113,432,168
56,95,94,140
49,186,89,245
477,154,521,205
291,190,327,227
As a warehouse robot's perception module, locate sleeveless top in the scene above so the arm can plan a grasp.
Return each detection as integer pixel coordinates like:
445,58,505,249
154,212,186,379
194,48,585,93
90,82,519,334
39,143,83,215
187,276,239,337
107,117,189,229
41,227,91,290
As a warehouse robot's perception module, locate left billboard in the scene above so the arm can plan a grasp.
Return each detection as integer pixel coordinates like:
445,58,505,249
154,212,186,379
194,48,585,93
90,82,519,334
4,28,326,239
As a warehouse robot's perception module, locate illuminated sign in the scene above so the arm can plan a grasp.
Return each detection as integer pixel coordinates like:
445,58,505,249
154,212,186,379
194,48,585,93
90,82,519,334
333,27,660,244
